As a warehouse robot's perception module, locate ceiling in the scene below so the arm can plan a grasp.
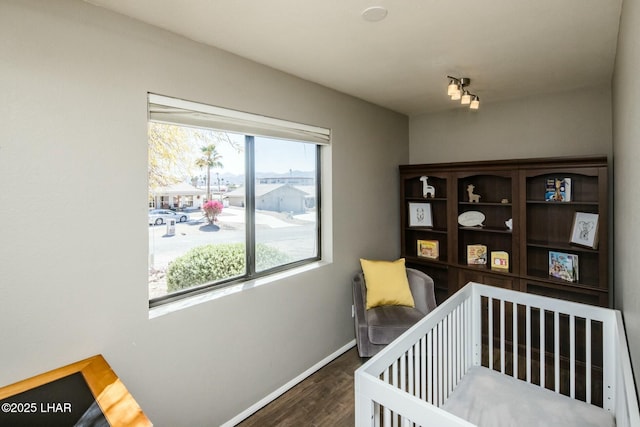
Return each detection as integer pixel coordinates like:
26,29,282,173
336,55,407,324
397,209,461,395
84,0,623,116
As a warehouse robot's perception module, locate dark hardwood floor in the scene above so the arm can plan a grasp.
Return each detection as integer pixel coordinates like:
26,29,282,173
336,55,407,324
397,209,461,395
236,346,366,427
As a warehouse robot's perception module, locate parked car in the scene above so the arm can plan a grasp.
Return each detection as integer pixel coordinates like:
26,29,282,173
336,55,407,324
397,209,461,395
149,209,189,225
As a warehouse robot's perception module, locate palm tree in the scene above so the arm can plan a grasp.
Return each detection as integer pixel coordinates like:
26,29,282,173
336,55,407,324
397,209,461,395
195,144,224,201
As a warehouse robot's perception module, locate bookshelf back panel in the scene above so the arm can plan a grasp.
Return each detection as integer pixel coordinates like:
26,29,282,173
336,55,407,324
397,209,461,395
405,230,448,262
526,203,599,244
458,175,512,204
526,246,599,287
526,173,599,203
458,230,512,264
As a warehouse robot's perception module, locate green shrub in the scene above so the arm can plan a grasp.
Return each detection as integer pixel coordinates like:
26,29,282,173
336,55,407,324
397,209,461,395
166,243,291,292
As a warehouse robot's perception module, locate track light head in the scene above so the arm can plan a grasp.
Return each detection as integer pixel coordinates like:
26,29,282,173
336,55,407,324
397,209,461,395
447,79,459,96
470,95,480,110
461,90,472,105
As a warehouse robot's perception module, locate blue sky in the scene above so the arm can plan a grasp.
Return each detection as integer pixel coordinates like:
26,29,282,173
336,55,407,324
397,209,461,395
215,133,317,175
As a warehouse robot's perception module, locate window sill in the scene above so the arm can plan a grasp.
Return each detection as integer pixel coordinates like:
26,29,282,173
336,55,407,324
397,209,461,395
149,260,330,319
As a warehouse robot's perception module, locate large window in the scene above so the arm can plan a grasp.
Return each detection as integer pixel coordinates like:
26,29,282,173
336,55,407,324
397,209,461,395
148,94,328,305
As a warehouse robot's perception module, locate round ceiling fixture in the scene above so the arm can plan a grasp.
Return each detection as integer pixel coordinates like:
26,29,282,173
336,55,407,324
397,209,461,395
362,6,388,22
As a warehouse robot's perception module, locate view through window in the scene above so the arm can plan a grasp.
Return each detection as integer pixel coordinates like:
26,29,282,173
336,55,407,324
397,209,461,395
148,114,321,303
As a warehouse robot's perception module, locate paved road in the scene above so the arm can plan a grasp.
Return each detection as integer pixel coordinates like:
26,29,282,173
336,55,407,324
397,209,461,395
149,206,316,270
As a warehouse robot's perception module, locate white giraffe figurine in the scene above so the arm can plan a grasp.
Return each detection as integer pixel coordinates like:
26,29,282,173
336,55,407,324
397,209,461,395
420,176,435,198
467,184,481,203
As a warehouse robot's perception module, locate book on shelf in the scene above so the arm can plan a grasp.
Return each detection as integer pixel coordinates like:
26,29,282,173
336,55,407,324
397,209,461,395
490,251,509,271
467,244,487,265
545,178,572,202
417,240,439,259
548,251,579,282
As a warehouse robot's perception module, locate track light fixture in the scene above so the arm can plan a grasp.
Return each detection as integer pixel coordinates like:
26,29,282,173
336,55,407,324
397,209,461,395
447,76,479,110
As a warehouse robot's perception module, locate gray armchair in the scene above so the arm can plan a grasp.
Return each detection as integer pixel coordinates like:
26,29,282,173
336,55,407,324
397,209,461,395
353,268,437,357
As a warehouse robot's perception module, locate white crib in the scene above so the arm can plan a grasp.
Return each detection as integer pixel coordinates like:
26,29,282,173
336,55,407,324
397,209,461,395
355,282,640,427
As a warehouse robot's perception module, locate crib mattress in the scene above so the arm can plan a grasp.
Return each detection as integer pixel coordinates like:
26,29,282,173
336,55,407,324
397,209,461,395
440,366,615,427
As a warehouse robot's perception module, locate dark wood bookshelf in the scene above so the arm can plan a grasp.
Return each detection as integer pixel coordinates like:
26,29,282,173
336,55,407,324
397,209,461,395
400,156,609,307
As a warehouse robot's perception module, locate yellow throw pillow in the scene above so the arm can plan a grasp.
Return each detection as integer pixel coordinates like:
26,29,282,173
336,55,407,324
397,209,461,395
360,258,415,309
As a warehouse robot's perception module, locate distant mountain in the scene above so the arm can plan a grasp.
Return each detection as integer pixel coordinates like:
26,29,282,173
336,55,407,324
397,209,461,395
216,170,315,185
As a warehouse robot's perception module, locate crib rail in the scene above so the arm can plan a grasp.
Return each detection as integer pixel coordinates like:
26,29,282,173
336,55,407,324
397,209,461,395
354,282,640,427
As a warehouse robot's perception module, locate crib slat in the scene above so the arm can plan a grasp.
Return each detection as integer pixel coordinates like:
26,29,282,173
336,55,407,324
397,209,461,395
467,297,472,370
513,303,518,379
419,338,425,400
392,360,398,389
426,331,432,403
407,347,412,396
500,299,505,374
393,359,399,427
382,369,390,425
416,342,421,398
586,319,592,404
526,305,531,383
452,307,457,386
488,297,494,371
457,304,462,383
540,309,545,389
444,314,455,401
439,320,444,406
554,311,560,393
374,402,381,427
438,322,443,407
401,355,406,394
570,314,576,399
446,312,451,397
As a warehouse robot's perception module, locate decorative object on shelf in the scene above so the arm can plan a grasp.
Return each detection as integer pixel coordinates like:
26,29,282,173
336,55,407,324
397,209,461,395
419,176,435,198
490,251,509,271
417,240,439,259
501,198,509,204
466,184,481,203
545,178,572,202
570,212,599,249
408,202,433,227
505,218,513,230
549,251,579,282
467,244,488,265
458,210,485,227
446,76,480,110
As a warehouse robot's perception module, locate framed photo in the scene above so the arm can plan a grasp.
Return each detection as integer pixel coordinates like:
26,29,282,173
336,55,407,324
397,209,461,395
408,202,433,227
570,212,599,249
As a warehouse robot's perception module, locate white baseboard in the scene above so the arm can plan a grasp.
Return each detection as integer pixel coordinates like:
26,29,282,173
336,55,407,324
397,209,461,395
221,340,356,426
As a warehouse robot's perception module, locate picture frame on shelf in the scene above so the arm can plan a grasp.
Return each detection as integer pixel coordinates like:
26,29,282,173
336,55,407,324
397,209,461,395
408,202,433,227
570,212,599,249
549,251,579,282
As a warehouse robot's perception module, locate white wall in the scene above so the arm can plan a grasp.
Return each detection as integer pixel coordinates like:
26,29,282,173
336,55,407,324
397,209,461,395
613,0,640,390
0,1,408,425
410,87,612,163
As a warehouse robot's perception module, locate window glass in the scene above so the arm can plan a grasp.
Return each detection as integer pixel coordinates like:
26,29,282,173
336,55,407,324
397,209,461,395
254,137,319,273
148,115,322,304
148,123,246,299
